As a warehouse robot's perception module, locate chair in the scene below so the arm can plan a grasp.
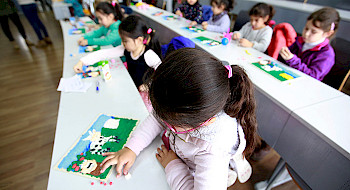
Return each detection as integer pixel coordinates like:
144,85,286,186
232,10,250,32
322,37,350,94
202,5,213,22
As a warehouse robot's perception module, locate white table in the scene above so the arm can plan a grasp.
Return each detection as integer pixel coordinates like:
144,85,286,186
47,18,170,189
132,6,350,189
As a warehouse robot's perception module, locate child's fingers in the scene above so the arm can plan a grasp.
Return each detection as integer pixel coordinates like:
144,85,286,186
102,152,116,156
101,154,116,166
161,145,168,153
115,160,127,178
157,147,164,157
100,158,118,173
123,160,134,175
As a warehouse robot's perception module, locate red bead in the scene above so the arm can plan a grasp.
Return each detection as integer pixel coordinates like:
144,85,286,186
104,183,107,186
91,182,94,185
109,182,113,185
100,182,103,184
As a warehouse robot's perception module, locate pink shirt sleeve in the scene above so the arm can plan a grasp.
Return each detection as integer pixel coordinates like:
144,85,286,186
125,114,163,155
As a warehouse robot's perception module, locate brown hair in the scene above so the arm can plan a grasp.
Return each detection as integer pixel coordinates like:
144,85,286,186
210,0,234,12
249,3,275,24
149,48,258,157
308,7,340,38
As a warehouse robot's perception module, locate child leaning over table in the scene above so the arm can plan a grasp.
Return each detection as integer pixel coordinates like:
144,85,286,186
99,48,260,189
232,3,275,52
175,0,204,26
201,0,234,33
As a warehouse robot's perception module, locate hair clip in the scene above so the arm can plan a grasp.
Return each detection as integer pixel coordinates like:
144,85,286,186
147,28,152,34
111,1,116,7
143,38,147,44
224,65,233,78
330,22,335,31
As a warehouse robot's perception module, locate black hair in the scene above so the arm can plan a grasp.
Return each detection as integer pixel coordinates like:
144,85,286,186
95,2,124,21
210,0,234,12
118,15,161,58
249,3,275,25
149,48,258,157
307,7,340,38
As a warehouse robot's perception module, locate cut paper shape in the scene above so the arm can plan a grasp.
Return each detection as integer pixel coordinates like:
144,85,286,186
162,15,179,20
57,75,92,92
251,62,300,82
55,114,139,182
182,26,205,33
152,11,163,16
68,28,86,35
192,36,221,47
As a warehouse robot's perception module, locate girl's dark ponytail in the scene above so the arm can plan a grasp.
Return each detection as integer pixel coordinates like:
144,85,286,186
95,2,124,21
268,5,275,23
224,65,258,157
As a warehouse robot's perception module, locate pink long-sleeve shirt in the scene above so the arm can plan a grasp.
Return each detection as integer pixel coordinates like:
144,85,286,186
125,111,246,190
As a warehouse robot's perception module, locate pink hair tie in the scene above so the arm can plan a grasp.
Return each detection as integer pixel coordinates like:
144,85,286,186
224,65,233,78
330,22,335,31
111,1,116,7
147,28,152,34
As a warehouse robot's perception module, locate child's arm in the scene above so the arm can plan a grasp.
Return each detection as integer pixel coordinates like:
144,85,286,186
85,23,121,46
79,45,125,65
249,27,273,52
164,151,230,189
206,14,230,33
144,50,162,69
82,26,105,39
283,47,335,80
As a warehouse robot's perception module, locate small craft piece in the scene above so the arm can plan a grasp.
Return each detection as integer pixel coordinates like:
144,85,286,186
152,11,163,16
79,45,101,53
68,28,86,35
182,26,205,33
222,29,233,45
192,36,221,47
55,114,139,182
251,61,300,82
162,15,179,21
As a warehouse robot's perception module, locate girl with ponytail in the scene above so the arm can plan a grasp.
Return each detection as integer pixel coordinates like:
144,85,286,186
74,15,161,95
78,1,124,47
99,48,258,189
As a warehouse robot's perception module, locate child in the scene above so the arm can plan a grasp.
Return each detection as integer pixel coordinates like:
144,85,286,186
100,48,260,189
175,0,204,26
78,2,124,47
17,0,52,47
232,3,275,52
74,15,161,90
201,0,234,33
279,7,340,81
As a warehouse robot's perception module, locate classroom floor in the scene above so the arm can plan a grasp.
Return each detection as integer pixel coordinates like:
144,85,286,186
0,11,300,190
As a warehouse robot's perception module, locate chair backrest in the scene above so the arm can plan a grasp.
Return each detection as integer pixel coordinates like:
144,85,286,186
322,37,350,94
232,10,250,32
202,5,213,22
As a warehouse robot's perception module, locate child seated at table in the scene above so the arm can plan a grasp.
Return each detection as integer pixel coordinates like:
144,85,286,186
175,0,204,26
279,7,340,81
77,2,124,47
232,3,275,52
74,15,161,91
201,0,233,33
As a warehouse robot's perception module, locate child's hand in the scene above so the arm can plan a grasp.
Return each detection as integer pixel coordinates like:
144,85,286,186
232,33,241,40
239,38,253,47
156,145,179,168
77,37,84,44
79,39,88,46
202,22,208,30
100,148,136,178
73,61,84,73
175,10,182,16
190,21,197,26
280,47,294,61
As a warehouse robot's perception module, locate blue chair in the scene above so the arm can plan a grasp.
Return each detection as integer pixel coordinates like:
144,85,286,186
202,5,213,22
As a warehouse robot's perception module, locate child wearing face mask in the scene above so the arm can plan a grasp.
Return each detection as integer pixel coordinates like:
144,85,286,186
201,0,234,33
279,7,340,81
78,2,124,47
232,3,275,52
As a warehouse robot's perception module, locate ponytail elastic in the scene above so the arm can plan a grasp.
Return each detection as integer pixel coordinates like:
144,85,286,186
224,65,233,78
147,28,152,34
111,1,116,7
330,22,335,31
